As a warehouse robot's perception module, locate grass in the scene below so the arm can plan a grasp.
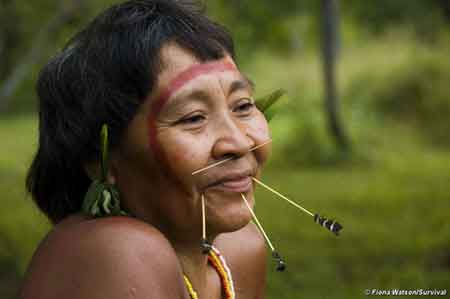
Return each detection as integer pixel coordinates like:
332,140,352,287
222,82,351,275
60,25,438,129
1,32,450,298
260,153,450,299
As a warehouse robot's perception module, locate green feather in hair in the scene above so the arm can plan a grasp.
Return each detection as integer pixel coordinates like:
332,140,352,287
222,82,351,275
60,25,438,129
255,89,286,122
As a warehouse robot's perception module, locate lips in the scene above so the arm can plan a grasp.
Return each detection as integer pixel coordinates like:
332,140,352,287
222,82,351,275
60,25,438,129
217,176,252,192
205,171,254,193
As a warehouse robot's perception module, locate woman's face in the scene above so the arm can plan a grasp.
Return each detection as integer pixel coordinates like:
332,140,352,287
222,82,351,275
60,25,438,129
114,43,271,239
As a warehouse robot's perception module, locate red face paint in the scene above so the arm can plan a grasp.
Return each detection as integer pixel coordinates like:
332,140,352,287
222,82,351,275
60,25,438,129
147,60,237,152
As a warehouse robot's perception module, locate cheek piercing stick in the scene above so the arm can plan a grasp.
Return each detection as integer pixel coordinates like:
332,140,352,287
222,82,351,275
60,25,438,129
191,139,272,175
251,177,343,236
241,193,286,272
200,194,212,254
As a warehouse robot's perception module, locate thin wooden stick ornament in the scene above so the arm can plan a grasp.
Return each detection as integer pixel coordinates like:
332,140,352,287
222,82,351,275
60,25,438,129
200,194,212,254
191,139,272,175
251,177,343,235
241,193,285,271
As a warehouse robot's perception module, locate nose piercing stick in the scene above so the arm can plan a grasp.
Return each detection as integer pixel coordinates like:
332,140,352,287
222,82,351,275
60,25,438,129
251,177,343,236
241,193,286,271
200,194,212,254
191,139,272,175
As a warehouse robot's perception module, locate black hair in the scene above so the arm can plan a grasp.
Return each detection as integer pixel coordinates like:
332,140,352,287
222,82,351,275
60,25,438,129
26,0,235,224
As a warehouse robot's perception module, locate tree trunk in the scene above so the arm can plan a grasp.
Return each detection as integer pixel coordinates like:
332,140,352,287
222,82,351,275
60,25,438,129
321,0,350,151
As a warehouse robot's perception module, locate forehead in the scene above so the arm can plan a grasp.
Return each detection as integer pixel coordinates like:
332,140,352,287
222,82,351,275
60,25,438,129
156,42,238,89
150,43,243,113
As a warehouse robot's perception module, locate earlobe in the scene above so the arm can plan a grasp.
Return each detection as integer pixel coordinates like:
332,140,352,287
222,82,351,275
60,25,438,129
107,154,119,185
83,160,117,185
107,172,116,185
83,160,116,184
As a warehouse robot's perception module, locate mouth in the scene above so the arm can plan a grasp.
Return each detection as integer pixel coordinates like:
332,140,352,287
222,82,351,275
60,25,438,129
204,171,254,193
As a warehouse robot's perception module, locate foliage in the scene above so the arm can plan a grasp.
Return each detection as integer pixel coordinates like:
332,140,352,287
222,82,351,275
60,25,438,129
2,0,450,114
207,0,310,55
207,0,450,57
345,40,450,147
341,0,449,38
0,116,51,297
244,31,450,166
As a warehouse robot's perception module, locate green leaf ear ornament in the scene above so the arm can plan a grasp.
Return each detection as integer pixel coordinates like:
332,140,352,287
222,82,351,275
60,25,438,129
255,89,286,122
82,124,130,218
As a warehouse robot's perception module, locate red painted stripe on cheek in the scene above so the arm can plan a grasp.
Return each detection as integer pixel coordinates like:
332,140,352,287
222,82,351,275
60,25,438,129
147,61,237,153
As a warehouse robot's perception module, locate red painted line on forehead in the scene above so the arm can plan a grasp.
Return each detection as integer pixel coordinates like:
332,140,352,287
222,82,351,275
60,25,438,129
148,60,237,152
150,60,237,116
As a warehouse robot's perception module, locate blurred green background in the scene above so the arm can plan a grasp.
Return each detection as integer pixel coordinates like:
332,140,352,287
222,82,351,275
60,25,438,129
1,0,450,298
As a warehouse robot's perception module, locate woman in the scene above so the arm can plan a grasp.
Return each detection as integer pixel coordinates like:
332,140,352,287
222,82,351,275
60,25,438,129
19,0,270,298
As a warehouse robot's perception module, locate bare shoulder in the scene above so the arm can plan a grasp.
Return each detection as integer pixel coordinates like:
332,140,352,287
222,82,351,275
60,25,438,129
214,222,267,299
19,215,186,299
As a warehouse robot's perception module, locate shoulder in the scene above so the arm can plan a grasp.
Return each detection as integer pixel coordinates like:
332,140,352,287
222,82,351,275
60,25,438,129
214,222,267,298
19,215,186,299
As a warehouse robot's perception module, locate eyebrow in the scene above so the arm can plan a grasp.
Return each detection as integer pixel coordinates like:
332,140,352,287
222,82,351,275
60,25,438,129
229,75,255,96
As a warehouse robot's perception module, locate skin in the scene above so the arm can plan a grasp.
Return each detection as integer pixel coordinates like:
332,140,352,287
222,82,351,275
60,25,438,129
19,42,271,299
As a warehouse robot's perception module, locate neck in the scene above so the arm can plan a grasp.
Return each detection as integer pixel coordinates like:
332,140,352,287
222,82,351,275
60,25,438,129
170,233,219,297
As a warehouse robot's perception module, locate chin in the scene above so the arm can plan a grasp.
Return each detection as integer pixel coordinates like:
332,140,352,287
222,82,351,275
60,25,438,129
207,191,254,234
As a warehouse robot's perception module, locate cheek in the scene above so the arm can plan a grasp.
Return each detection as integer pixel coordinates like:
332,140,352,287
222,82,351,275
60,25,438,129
249,110,270,137
247,112,272,162
157,132,211,176
170,146,202,167
255,118,271,139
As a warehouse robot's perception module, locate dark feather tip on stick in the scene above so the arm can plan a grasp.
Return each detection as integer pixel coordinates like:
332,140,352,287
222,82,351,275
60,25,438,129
201,238,212,254
272,251,286,272
314,214,343,236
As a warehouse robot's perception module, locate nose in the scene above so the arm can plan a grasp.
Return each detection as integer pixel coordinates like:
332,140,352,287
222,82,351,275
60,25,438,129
211,114,255,161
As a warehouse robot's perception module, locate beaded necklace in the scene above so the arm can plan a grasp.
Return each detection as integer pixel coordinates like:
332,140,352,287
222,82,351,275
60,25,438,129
183,246,235,299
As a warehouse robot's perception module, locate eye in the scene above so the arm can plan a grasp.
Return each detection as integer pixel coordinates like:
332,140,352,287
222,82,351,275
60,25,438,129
178,114,206,125
233,98,255,114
